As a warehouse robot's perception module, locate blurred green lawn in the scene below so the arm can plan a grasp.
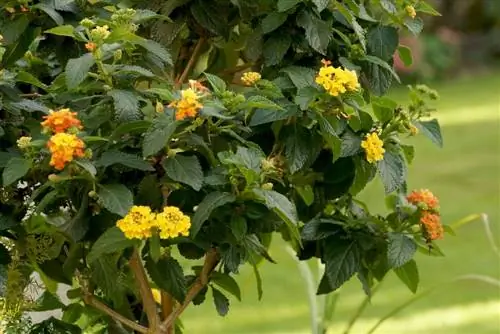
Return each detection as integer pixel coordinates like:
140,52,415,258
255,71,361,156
183,73,500,334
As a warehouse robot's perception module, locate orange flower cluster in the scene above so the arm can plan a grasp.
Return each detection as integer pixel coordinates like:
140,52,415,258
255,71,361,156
407,189,443,240
47,133,85,170
168,88,203,121
41,109,82,134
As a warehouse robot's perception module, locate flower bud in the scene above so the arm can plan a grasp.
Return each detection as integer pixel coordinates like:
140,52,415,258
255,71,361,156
261,183,273,190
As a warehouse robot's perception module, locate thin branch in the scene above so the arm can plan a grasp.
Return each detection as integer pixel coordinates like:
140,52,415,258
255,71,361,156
159,248,219,332
161,291,175,334
175,37,206,89
83,293,148,334
130,248,161,332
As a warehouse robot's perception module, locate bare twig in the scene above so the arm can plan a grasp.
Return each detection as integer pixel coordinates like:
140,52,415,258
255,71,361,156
159,248,219,332
130,248,161,332
175,37,206,89
161,291,175,334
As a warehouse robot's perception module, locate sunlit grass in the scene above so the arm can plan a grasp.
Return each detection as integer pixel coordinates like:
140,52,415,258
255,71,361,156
183,73,500,334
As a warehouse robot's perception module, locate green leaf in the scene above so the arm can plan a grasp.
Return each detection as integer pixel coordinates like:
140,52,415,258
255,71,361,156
295,86,320,110
190,0,229,37
397,45,413,67
380,0,397,14
162,155,203,191
372,96,397,123
143,114,178,157
367,26,398,61
296,11,332,54
87,227,135,264
362,55,400,83
117,65,155,78
8,99,50,113
243,96,284,111
414,119,443,147
243,234,276,264
16,71,48,90
90,255,126,307
378,151,406,194
44,25,75,37
191,192,236,237
252,264,263,300
340,129,362,157
277,0,302,12
263,34,291,66
108,90,140,122
146,256,186,302
211,272,241,301
204,73,226,94
313,0,330,12
30,317,82,334
136,39,172,65
97,184,133,217
285,126,320,174
251,189,300,241
415,2,441,16
249,107,296,126
349,157,376,195
280,66,316,89
261,12,288,34
365,62,393,96
110,120,151,140
401,144,415,164
34,4,64,25
301,218,340,241
2,157,31,186
387,232,417,268
212,287,230,316
404,18,424,35
32,291,65,312
319,239,361,294
96,151,154,171
231,216,247,241
0,244,11,265
145,88,175,102
65,54,95,89
75,160,97,177
296,185,314,206
394,259,419,293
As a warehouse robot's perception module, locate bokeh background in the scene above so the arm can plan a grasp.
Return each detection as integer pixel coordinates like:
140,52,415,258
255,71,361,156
181,0,500,333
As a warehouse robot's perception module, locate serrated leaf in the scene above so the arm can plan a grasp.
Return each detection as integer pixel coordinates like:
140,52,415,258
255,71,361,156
97,184,133,217
142,114,178,157
261,12,288,34
32,291,65,312
65,54,95,89
340,129,362,157
401,144,415,164
285,126,320,174
145,88,175,102
263,34,291,66
191,192,236,237
117,65,155,78
280,66,316,89
16,71,48,90
296,11,332,54
212,287,230,316
96,151,154,171
415,2,441,16
136,39,172,65
387,232,417,268
365,62,393,96
87,227,135,264
90,255,126,307
34,4,64,25
108,90,140,122
394,259,419,293
231,216,247,241
372,96,397,123
44,25,74,37
2,157,30,186
378,151,406,194
404,18,424,35
204,73,226,94
249,107,296,126
301,218,340,241
162,155,203,191
349,157,376,195
397,45,413,67
9,99,50,113
313,0,330,12
211,272,241,301
414,119,443,147
277,0,302,12
380,0,397,14
362,55,400,83
296,185,314,206
146,256,186,302
367,26,399,60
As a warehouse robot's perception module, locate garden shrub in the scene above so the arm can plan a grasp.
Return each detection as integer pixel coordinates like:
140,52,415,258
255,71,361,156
0,0,444,333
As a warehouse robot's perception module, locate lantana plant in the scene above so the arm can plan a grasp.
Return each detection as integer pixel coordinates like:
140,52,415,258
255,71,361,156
0,0,446,333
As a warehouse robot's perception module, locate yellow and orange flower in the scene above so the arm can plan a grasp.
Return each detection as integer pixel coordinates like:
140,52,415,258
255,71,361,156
168,88,203,121
85,42,97,52
47,133,85,170
407,189,439,210
420,212,443,240
41,109,82,134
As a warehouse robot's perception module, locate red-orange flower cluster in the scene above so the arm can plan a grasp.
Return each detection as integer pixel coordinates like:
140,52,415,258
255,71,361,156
42,109,82,134
168,88,203,121
407,189,439,210
420,212,443,240
47,133,85,170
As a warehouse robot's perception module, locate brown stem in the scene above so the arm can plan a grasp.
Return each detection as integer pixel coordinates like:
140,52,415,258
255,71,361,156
130,248,161,332
175,37,206,89
159,248,219,333
161,291,175,334
83,293,148,333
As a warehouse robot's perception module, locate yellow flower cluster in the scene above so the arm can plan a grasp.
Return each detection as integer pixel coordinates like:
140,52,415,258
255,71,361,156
116,205,191,240
90,25,110,41
16,136,32,150
241,72,261,86
315,60,360,97
47,133,85,170
406,5,417,19
360,132,385,163
168,88,203,121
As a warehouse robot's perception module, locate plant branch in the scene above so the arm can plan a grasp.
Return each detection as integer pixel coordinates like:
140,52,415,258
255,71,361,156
161,291,175,334
175,37,205,89
83,293,148,333
130,248,161,332
159,248,219,332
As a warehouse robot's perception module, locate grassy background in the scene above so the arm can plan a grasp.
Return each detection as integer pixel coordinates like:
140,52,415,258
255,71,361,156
182,73,500,334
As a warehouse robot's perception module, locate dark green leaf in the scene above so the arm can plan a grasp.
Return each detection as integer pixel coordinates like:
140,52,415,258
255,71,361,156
349,157,376,195
296,11,332,54
97,184,133,217
394,259,419,293
362,55,400,83
404,18,424,35
231,216,247,241
367,26,398,61
96,151,154,171
243,96,284,111
65,54,95,89
204,73,226,94
110,120,151,140
249,107,296,126
296,185,314,206
34,4,64,25
401,144,415,164
313,0,330,12
365,61,393,96
295,86,320,110
243,234,276,264
108,90,141,122
87,227,135,264
190,0,229,37
301,218,340,241
146,256,186,302
372,96,397,123
340,129,362,157
0,244,11,265
32,291,65,312
211,272,241,301
285,126,320,174
44,25,75,37
387,232,417,268
277,0,302,12
136,39,172,65
30,317,82,334
281,66,316,89
378,151,406,194
8,99,50,113
414,119,443,147
90,255,126,307
397,45,413,67
263,34,291,66
212,287,230,316
75,160,97,177
262,12,288,34
117,65,155,78
191,192,236,237
2,157,31,186
162,155,203,191
143,114,178,157
16,71,48,90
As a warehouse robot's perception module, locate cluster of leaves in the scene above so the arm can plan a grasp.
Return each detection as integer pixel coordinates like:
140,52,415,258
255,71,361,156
0,0,444,333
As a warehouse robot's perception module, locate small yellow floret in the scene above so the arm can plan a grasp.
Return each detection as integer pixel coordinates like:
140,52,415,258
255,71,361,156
241,72,261,86
360,132,385,163
315,61,360,97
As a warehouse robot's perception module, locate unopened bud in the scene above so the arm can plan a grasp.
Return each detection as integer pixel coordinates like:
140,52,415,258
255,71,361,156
155,101,164,113
261,183,273,190
88,190,98,199
113,49,122,61
48,174,60,182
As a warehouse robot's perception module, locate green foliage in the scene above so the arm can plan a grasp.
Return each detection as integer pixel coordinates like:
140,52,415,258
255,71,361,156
0,0,444,332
